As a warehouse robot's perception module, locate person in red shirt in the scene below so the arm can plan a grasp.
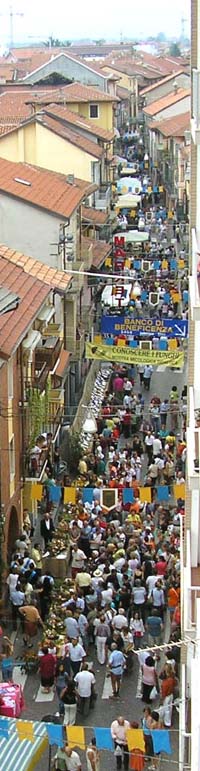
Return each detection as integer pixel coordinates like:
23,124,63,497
122,409,132,438
155,556,167,576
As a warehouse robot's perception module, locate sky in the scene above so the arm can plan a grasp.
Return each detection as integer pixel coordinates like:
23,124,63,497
0,0,191,46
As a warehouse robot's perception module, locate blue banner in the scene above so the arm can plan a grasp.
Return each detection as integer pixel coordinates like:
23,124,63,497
101,316,188,339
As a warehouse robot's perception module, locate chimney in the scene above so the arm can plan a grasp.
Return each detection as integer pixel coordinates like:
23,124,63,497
173,80,178,94
66,174,75,185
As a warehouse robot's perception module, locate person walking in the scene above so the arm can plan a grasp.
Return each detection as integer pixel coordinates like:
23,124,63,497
86,738,100,771
146,610,163,646
111,716,130,771
95,615,110,664
141,656,158,704
68,639,86,676
39,645,56,693
40,512,55,549
74,663,95,717
55,746,82,771
60,679,77,726
108,643,126,698
143,366,153,391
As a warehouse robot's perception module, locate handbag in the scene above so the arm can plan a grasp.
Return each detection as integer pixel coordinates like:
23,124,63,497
150,685,159,700
114,746,123,757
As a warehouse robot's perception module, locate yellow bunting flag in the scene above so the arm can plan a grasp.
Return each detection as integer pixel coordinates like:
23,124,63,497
126,729,145,752
178,259,185,269
17,721,34,742
31,483,43,501
174,483,185,500
66,726,85,749
139,487,152,504
159,186,163,193
147,186,152,194
64,487,76,505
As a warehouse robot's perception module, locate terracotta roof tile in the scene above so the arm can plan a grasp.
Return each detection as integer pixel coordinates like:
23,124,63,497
36,112,103,158
143,88,191,116
149,110,190,137
140,70,189,95
82,236,112,267
0,254,50,358
0,156,96,218
43,105,114,141
0,89,34,120
26,81,118,103
82,206,108,225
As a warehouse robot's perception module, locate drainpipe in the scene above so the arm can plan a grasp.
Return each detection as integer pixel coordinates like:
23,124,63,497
20,344,25,483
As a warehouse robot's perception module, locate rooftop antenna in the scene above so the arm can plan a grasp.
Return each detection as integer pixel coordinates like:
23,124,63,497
0,4,24,48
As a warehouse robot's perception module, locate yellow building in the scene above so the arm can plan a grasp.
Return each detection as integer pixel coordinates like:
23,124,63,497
26,82,118,133
0,117,104,184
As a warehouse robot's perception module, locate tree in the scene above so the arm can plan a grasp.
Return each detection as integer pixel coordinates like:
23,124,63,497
43,36,71,47
169,42,181,57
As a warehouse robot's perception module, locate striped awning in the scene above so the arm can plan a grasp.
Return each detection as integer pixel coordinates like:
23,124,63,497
0,719,48,771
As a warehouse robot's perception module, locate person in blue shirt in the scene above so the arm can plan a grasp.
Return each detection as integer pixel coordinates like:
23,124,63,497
146,609,163,645
108,643,126,697
0,636,14,681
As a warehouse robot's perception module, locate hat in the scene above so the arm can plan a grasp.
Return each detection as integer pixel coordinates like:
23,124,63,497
93,568,102,578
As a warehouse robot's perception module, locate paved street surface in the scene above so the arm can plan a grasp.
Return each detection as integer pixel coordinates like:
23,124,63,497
5,364,183,771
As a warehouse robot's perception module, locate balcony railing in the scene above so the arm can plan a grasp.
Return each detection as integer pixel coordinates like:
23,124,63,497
35,336,62,372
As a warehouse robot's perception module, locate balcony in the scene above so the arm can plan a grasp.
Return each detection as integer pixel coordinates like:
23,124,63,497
191,68,200,144
95,184,111,211
35,335,62,374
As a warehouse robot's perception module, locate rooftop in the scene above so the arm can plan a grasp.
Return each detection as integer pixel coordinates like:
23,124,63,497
143,88,191,116
36,112,103,158
149,111,190,137
0,244,73,359
140,70,189,95
82,206,108,225
0,89,33,122
26,81,118,104
82,236,112,267
42,105,114,141
0,157,96,218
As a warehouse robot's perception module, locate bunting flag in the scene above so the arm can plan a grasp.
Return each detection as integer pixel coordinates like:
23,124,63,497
123,488,134,504
126,728,145,752
157,485,169,502
139,487,151,503
16,721,34,742
0,718,10,740
82,488,94,504
173,483,185,501
49,486,62,504
31,483,43,501
94,728,114,750
66,726,85,749
64,487,76,504
46,723,64,748
151,729,172,755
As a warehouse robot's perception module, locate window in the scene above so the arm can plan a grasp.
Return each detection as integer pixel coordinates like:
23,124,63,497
89,104,99,119
9,436,15,479
7,358,13,400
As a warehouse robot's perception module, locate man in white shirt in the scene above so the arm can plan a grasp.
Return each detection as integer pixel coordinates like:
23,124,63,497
111,717,130,770
152,435,162,457
145,432,154,462
68,639,86,675
71,545,87,579
74,663,95,716
56,747,81,771
112,609,128,632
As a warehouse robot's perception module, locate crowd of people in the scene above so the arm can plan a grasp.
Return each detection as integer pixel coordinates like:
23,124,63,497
3,358,183,770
